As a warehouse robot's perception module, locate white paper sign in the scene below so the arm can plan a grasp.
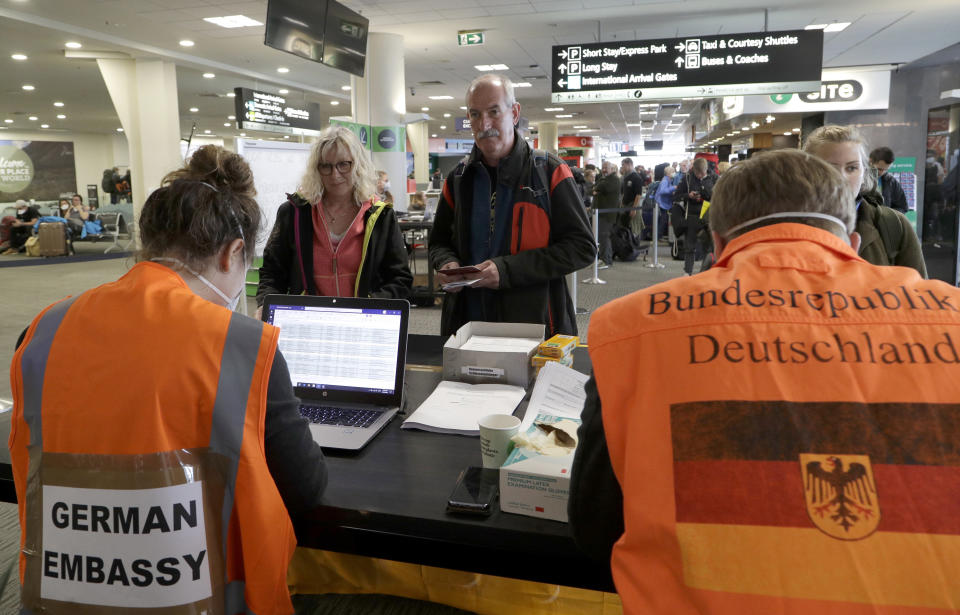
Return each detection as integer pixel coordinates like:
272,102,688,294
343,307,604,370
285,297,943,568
41,482,211,607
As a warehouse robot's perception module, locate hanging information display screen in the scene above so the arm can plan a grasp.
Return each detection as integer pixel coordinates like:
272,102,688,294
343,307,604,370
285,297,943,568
234,87,323,136
551,29,822,103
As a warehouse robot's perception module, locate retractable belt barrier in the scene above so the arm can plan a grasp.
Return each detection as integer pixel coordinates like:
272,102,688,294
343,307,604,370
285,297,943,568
584,206,646,285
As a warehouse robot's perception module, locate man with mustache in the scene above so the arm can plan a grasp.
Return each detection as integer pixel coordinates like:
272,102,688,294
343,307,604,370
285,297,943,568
428,74,595,336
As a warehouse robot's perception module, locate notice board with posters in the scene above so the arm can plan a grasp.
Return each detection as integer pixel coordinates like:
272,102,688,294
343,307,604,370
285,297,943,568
0,140,77,201
551,29,822,103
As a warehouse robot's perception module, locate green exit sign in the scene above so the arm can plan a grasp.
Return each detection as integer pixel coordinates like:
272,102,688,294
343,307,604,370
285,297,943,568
458,31,484,46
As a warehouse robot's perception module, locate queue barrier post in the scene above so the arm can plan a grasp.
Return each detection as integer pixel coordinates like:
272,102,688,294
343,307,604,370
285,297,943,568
646,200,665,269
582,207,606,285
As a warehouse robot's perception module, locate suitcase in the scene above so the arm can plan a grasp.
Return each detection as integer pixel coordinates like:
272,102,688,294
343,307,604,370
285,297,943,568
37,222,69,257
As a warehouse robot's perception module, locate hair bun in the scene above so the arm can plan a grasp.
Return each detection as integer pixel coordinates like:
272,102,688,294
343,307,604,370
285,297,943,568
166,144,256,197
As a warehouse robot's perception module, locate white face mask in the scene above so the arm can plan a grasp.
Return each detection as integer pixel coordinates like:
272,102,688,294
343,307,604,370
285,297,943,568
382,180,391,192
17,208,27,215
152,256,245,311
723,211,850,244
61,204,69,211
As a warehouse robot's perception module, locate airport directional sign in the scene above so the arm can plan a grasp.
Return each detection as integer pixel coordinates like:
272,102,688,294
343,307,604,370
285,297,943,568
551,29,823,103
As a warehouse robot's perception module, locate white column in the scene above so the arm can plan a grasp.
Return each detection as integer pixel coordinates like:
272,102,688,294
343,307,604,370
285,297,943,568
585,146,598,167
98,58,181,244
352,33,408,211
538,121,559,155
407,121,430,187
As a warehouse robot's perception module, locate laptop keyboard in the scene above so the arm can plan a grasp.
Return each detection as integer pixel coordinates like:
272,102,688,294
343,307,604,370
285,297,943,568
299,404,382,428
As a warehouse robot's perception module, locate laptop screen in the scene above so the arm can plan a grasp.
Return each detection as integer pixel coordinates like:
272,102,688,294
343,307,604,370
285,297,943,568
266,304,403,395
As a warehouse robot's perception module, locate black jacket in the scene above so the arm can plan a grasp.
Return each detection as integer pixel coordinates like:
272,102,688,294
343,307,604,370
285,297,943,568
879,173,908,213
428,130,595,337
257,193,412,305
673,172,716,216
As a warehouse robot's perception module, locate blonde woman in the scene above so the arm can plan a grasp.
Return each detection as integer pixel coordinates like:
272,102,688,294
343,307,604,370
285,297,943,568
804,125,926,277
257,126,412,309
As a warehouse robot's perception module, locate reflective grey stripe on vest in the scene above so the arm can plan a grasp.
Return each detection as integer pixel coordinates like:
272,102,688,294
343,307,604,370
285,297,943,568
19,297,78,447
209,312,265,590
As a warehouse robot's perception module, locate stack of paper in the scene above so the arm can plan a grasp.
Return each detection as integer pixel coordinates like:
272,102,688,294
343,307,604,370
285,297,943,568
401,381,526,436
520,361,589,430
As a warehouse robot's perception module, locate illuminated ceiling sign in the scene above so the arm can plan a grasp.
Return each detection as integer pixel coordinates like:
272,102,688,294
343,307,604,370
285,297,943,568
234,87,323,136
551,29,823,103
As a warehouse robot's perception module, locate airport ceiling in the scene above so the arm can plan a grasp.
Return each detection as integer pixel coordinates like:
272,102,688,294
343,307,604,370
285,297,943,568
0,0,958,148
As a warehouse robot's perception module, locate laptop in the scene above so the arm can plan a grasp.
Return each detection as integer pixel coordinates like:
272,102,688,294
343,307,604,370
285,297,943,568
261,294,410,451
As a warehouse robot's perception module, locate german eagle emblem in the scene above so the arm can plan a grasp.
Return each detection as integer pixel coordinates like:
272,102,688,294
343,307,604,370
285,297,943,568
800,454,880,540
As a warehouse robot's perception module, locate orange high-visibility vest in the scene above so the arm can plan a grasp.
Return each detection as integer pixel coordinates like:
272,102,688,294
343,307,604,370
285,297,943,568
10,261,296,614
588,224,960,614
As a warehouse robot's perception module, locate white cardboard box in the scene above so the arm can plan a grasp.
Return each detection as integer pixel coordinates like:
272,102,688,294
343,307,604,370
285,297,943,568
442,321,545,387
499,414,580,523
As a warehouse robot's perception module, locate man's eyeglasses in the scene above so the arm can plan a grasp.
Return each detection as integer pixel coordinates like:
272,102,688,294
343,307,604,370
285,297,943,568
318,161,353,175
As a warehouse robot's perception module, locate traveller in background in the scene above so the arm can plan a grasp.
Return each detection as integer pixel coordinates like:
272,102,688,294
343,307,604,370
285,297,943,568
3,199,39,255
429,73,594,336
430,168,443,189
582,168,596,209
570,149,959,614
257,126,412,314
654,165,677,239
592,160,622,268
102,167,118,204
376,169,390,202
869,146,909,213
11,145,326,613
674,157,715,275
805,125,926,277
620,157,644,227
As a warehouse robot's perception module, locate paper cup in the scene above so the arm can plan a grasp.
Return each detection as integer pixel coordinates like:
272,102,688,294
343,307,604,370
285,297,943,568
478,413,521,468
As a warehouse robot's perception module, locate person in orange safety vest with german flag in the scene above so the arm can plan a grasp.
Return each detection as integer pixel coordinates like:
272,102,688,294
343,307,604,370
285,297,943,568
9,145,326,614
570,149,960,614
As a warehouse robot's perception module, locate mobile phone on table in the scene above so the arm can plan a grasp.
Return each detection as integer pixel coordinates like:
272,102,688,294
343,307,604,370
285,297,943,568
446,467,499,516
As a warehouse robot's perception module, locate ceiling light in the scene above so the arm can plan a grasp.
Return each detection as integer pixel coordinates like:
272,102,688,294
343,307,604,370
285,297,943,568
53,102,64,107
40,124,49,128
639,111,657,115
555,114,573,118
750,121,760,129
440,125,447,129
429,95,454,100
65,41,82,49
514,82,532,88
443,113,451,118
117,127,124,132
3,119,12,124
792,127,800,132
578,129,597,132
491,64,508,70
203,129,211,134
179,39,195,47
421,106,429,111
330,101,339,105
22,84,34,91
279,89,289,94
226,92,235,97
28,116,37,121
673,113,690,117
283,135,290,139
544,107,563,112
227,115,235,120
625,123,644,127
783,132,793,136
223,122,230,127
824,22,851,32
726,132,735,136
240,132,246,136
765,115,775,123
189,107,199,112
277,67,289,73
573,125,588,129
202,72,215,79
341,85,351,91
431,134,437,138
474,64,509,71
459,106,467,110
11,53,27,61
56,114,65,119
805,24,827,30
203,15,263,28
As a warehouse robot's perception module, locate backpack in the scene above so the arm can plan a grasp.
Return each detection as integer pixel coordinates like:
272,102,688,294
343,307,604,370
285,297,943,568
874,204,904,263
642,180,660,211
611,223,643,262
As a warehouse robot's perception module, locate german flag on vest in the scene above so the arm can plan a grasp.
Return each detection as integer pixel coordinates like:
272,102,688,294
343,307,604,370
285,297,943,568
670,400,960,612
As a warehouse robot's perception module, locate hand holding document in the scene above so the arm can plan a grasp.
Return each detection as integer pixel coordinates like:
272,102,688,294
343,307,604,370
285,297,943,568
401,381,526,436
441,278,482,291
